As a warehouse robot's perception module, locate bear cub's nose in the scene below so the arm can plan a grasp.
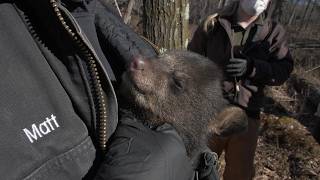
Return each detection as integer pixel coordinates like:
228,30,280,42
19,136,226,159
130,57,145,71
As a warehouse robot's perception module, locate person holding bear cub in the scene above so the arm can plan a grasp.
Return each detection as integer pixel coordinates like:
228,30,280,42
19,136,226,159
188,0,294,179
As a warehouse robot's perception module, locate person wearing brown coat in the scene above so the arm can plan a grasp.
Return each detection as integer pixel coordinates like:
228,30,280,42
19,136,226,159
188,0,293,179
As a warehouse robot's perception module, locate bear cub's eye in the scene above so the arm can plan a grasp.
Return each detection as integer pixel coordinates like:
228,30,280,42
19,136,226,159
171,71,187,92
173,77,183,90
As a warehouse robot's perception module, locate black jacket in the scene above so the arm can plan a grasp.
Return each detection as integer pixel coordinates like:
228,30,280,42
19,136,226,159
0,0,197,179
188,2,294,112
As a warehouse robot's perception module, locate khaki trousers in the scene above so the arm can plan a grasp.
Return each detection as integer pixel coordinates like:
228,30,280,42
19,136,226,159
208,117,260,180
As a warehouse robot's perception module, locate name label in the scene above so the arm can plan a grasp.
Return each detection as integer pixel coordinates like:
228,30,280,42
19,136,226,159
23,114,60,143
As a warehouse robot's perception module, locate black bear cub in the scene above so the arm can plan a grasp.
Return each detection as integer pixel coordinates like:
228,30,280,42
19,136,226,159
120,50,246,159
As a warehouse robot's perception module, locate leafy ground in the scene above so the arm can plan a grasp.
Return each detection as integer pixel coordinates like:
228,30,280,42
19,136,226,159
254,114,320,180
218,84,320,180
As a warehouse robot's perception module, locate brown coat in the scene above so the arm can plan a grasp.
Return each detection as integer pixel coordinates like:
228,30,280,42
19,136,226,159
188,2,293,112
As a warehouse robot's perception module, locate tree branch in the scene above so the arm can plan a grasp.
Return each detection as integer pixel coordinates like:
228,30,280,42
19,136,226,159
124,0,135,24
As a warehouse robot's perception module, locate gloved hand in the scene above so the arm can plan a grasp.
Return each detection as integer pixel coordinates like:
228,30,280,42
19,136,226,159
196,151,220,180
226,58,253,78
95,112,195,180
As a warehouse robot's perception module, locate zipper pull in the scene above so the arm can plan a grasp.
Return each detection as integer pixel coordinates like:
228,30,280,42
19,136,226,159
236,82,240,92
234,78,240,102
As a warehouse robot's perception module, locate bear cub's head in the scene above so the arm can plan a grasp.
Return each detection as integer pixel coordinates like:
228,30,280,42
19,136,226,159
120,50,246,157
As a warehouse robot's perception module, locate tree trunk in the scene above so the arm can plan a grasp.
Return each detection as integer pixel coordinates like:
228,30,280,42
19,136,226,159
143,0,189,51
287,0,300,26
273,0,284,22
300,0,312,29
218,0,226,9
190,0,217,24
304,1,316,29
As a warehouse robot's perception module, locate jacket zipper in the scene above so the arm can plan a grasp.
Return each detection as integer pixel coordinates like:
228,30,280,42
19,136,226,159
49,0,108,152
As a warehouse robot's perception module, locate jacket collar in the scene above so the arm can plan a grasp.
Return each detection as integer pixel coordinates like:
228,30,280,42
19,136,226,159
216,2,267,58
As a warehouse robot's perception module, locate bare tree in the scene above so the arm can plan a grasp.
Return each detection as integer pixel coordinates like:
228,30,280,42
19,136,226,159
123,0,135,24
304,0,316,29
288,0,301,26
190,0,218,24
272,0,285,22
143,0,189,51
218,0,226,9
300,0,312,29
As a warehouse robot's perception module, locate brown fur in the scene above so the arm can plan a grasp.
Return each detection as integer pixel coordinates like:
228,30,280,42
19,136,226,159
120,50,247,158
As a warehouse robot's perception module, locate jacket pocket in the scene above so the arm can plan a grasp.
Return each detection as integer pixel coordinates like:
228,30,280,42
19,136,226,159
24,136,96,180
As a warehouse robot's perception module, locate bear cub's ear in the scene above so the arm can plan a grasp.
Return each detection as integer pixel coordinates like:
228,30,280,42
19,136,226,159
208,106,248,137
